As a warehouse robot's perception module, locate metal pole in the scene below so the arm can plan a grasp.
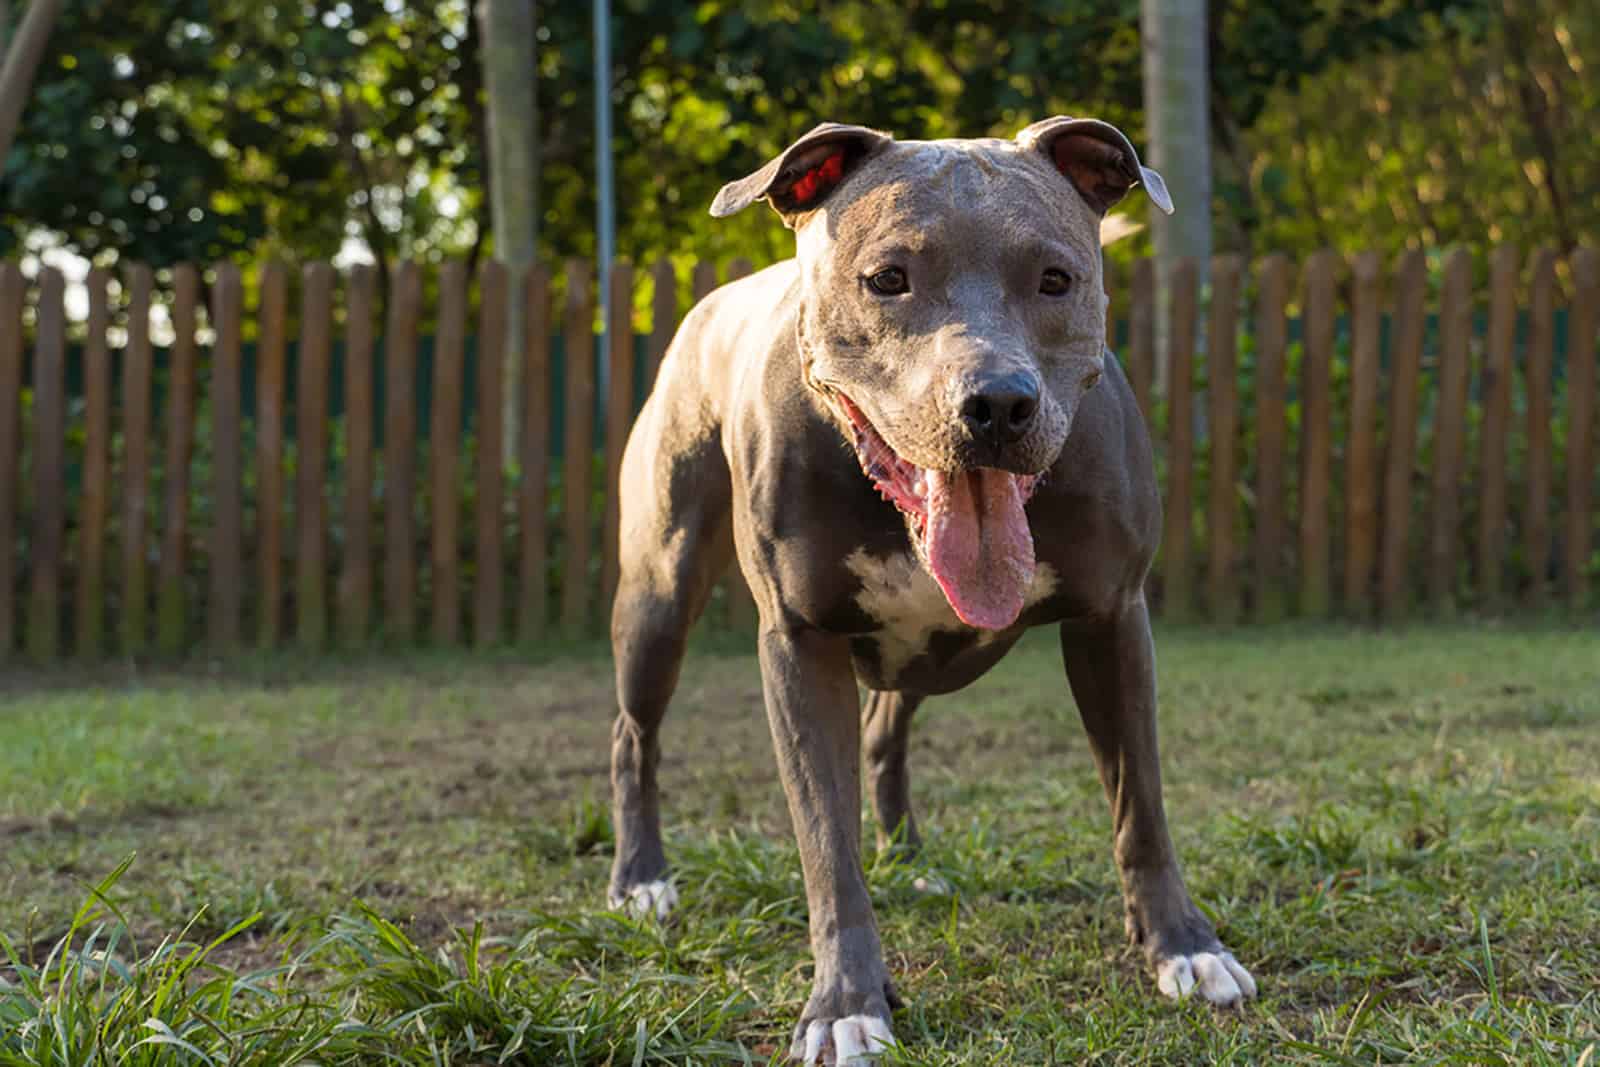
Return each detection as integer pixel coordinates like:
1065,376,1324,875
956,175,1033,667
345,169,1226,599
593,0,614,384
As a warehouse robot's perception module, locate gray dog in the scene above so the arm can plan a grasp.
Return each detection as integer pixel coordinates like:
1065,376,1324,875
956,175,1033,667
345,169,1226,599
605,117,1256,1064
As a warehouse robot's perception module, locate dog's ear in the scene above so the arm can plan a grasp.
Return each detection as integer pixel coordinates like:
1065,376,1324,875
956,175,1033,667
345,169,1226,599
711,123,893,223
1015,116,1173,217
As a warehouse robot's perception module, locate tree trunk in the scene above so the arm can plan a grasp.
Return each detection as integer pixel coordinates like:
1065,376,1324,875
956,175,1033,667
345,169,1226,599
476,0,540,465
1140,0,1211,393
0,0,64,173
0,0,11,64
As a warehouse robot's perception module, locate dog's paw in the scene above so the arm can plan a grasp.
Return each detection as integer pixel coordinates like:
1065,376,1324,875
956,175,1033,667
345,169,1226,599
790,1014,894,1065
1156,950,1257,1007
606,879,678,922
911,872,954,896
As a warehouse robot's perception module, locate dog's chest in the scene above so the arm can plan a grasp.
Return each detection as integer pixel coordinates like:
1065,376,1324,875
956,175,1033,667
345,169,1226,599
844,550,1058,691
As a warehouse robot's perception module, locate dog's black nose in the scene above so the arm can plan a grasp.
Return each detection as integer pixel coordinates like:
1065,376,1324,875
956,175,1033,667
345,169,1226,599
960,374,1039,446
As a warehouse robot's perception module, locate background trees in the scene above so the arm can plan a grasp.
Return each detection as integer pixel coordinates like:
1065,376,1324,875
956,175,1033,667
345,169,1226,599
0,0,1590,275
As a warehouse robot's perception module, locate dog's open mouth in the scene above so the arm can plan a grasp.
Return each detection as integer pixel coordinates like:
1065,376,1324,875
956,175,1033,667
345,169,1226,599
830,391,1042,631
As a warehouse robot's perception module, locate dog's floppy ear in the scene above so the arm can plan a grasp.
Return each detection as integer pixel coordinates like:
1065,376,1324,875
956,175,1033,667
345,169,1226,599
1015,116,1173,217
710,123,893,223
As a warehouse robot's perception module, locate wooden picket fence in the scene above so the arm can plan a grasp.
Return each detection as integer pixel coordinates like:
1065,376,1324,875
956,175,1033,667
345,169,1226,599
1,245,1595,661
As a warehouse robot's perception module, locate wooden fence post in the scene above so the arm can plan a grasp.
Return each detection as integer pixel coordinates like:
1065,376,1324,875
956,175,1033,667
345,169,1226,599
431,260,468,645
122,264,155,655
519,264,553,643
157,264,200,653
0,264,19,658
602,259,636,616
76,268,111,658
210,264,244,651
1253,253,1289,623
339,263,377,645
256,262,289,648
1162,257,1199,622
27,267,65,661
647,257,676,395
1524,248,1556,611
1299,250,1336,619
1427,248,1473,615
1379,250,1426,624
1206,254,1241,624
474,259,508,647
562,260,595,636
1344,251,1382,618
1566,247,1598,613
1477,245,1518,612
383,261,422,642
297,262,334,649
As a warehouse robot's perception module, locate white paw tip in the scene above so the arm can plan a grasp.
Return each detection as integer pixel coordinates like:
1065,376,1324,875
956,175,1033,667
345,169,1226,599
912,873,954,896
607,879,678,922
793,1014,894,1065
1158,951,1256,1006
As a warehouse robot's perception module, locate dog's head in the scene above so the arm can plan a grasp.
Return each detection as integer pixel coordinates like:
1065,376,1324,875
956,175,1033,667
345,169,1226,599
711,118,1171,630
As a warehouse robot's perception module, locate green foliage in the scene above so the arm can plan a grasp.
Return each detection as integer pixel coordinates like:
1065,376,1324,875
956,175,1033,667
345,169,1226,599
7,0,1582,274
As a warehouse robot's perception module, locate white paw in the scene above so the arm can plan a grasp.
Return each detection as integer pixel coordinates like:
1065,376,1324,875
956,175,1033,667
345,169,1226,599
1157,951,1257,1006
791,1014,894,1065
607,879,678,922
911,872,953,896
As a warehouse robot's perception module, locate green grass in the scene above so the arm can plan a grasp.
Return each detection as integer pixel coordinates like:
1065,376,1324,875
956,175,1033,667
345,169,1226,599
2,624,1598,1064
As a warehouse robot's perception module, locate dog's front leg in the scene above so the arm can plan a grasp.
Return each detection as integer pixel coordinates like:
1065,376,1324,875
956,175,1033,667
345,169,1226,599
1060,596,1257,1006
759,625,898,1065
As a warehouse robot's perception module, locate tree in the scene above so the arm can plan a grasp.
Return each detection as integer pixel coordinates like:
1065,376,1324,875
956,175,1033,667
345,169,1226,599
0,0,65,172
477,0,539,461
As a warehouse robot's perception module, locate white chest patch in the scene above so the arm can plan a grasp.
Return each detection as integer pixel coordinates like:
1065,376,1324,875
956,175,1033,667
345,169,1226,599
845,549,1059,664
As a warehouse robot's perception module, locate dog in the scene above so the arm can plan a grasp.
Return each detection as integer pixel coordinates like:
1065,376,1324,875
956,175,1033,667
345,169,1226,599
605,117,1256,1064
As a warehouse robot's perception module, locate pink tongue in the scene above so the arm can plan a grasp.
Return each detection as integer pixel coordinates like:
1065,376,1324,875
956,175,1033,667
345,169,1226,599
924,468,1036,630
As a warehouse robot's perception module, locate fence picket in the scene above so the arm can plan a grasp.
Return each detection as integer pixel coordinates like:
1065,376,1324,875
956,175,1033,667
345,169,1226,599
431,260,468,645
1162,258,1199,622
519,265,553,643
1477,245,1518,612
1299,250,1336,619
1380,250,1427,623
297,262,334,648
122,265,155,655
648,258,676,395
256,263,289,647
1253,254,1289,622
1524,248,1556,610
157,265,199,653
1566,248,1598,612
340,264,377,644
383,261,422,641
1206,255,1241,624
602,260,636,615
76,270,112,657
1428,249,1473,615
474,260,508,647
0,264,18,657
210,264,244,650
27,268,66,660
562,260,595,635
1344,251,1381,617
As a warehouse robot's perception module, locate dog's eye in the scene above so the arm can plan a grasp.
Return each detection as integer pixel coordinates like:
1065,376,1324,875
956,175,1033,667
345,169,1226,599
1083,370,1103,390
866,267,909,296
1040,269,1073,296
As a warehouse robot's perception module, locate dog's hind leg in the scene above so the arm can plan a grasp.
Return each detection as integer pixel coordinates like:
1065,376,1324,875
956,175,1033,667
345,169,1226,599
607,408,734,920
862,689,925,855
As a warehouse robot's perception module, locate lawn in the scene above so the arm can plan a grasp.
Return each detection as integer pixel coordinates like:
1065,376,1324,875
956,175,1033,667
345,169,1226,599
1,623,1597,1064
